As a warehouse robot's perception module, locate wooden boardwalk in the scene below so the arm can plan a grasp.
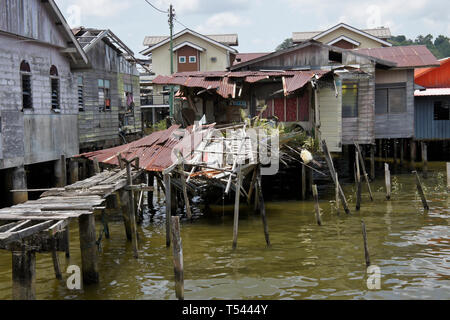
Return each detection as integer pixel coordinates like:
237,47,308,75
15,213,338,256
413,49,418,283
0,165,145,299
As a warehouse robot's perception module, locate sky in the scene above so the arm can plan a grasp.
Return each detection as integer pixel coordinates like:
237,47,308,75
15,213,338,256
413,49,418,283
55,0,450,58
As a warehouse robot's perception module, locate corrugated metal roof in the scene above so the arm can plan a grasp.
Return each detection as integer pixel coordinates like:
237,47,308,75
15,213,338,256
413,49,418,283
79,125,216,172
293,27,391,42
355,46,440,68
143,34,238,47
415,57,450,78
233,53,271,66
414,88,450,96
153,70,331,97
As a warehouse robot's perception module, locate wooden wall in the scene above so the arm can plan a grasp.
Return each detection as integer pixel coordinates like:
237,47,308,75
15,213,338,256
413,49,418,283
318,79,342,152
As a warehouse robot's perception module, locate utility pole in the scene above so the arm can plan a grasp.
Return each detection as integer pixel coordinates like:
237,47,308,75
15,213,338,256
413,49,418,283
168,4,174,118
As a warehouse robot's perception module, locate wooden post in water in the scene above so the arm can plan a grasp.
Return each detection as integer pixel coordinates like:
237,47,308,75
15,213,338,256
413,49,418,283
78,214,99,284
101,209,110,239
63,226,70,258
356,150,362,211
247,166,258,205
335,172,340,215
413,171,429,210
312,185,322,226
69,159,79,184
232,165,242,250
361,220,371,267
51,237,62,280
256,166,270,246
147,172,154,209
393,139,398,173
385,163,391,200
301,164,307,200
355,143,374,201
164,173,172,248
118,190,132,241
179,167,192,220
170,216,184,300
410,139,416,171
321,140,350,214
400,139,404,169
370,144,375,180
421,142,428,179
12,247,36,300
447,163,450,191
125,162,139,258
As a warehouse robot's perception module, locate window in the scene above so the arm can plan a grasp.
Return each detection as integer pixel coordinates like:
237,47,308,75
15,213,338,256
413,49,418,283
375,84,406,115
77,76,84,111
189,56,197,63
434,101,450,120
20,61,32,109
179,56,186,63
98,79,111,112
50,65,60,110
342,82,358,118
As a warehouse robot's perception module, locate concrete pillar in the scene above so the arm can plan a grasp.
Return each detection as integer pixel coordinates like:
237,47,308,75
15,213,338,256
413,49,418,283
69,159,79,185
54,155,67,187
12,165,28,205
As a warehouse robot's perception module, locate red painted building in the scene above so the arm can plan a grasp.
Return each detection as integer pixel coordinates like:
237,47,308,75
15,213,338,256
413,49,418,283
415,57,450,88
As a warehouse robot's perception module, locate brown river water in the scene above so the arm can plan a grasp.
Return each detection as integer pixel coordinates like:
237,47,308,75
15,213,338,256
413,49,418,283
0,169,448,300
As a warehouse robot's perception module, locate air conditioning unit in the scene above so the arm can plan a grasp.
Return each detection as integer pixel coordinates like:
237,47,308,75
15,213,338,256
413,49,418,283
210,57,217,62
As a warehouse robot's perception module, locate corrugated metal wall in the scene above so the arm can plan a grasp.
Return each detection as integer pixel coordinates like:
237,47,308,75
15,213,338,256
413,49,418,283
415,96,450,140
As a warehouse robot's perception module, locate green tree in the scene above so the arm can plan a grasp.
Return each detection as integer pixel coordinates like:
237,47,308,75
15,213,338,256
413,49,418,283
276,38,294,51
389,34,450,59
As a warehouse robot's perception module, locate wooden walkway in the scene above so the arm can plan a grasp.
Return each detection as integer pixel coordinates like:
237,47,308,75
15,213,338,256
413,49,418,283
0,164,145,299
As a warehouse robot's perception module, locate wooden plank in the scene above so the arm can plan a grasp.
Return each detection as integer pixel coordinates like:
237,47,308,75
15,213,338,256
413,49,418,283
232,165,242,250
413,171,429,210
0,221,55,244
361,220,371,267
354,143,374,201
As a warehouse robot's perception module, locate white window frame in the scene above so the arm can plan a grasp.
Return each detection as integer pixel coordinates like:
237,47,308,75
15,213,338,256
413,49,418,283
179,56,186,64
189,56,197,63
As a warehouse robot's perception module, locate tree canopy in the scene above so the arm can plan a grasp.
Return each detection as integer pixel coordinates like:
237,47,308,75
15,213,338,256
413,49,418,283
275,38,294,51
389,34,450,59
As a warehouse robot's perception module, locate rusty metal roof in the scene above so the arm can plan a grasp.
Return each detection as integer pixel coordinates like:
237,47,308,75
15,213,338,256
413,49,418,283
355,46,440,68
79,125,216,172
153,70,331,97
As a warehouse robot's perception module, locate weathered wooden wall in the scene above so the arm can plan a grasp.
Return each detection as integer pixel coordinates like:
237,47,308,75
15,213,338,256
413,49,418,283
415,96,450,140
0,1,79,170
374,69,415,139
318,79,342,152
76,39,141,151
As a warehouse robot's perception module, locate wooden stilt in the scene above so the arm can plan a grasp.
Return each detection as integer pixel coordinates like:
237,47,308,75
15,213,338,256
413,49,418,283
335,172,340,215
101,209,110,239
355,143,374,201
247,166,258,205
12,247,36,300
361,220,371,267
63,226,70,258
322,140,350,214
447,163,450,191
232,165,242,250
413,171,429,210
125,162,139,258
370,144,375,180
118,190,132,241
164,174,172,248
51,237,62,280
256,166,270,246
356,150,362,211
78,214,99,284
385,163,391,200
393,139,398,173
301,164,306,200
171,216,184,300
421,142,428,179
400,139,404,169
410,139,416,171
312,185,322,226
147,173,154,209
93,158,100,174
69,159,79,185
179,168,192,219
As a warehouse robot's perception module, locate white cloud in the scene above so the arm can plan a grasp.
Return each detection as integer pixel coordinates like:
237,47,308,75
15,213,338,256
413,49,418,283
56,0,130,19
195,12,251,34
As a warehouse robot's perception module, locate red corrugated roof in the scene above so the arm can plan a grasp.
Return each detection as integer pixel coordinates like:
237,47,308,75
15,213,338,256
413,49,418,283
79,125,216,172
355,45,440,68
153,70,331,97
233,53,271,66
